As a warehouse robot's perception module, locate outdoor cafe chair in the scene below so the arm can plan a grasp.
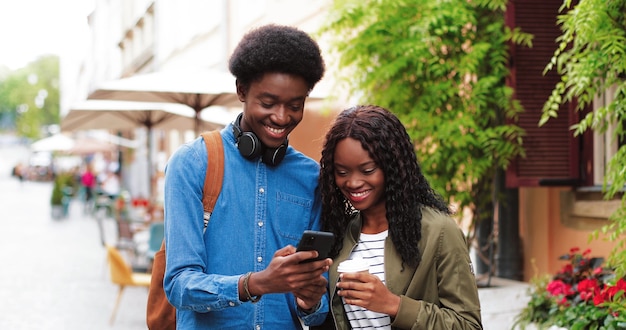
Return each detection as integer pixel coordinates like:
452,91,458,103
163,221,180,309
105,244,151,325
146,221,165,262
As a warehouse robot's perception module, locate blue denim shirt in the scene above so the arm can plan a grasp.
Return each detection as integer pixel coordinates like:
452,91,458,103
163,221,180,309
163,125,327,329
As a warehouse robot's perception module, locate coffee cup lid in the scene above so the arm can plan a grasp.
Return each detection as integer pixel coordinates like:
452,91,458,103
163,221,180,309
337,258,369,273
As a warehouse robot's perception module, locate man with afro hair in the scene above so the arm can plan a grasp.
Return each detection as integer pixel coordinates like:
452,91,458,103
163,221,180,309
163,24,330,329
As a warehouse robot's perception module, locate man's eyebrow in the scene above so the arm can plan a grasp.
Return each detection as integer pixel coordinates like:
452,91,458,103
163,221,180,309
257,92,279,99
257,92,307,102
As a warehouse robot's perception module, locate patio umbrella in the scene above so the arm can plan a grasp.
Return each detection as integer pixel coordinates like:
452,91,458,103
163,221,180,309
31,133,75,152
61,99,227,195
61,100,224,132
67,138,117,155
87,69,240,135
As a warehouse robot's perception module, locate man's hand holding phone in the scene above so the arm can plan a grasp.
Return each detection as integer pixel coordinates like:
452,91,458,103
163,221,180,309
240,231,334,310
292,230,335,310
296,230,335,263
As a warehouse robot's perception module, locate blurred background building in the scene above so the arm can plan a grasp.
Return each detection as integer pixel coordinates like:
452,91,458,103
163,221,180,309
60,0,344,202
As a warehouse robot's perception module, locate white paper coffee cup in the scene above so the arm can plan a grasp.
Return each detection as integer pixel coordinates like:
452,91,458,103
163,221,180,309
337,258,370,274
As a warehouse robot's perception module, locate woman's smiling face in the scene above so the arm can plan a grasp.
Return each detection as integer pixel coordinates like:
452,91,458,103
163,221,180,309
333,137,386,214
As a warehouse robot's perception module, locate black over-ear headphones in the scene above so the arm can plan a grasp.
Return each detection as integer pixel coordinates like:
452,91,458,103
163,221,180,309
232,113,288,166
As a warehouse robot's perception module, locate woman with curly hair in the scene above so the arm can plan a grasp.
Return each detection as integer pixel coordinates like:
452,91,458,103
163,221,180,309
314,105,482,329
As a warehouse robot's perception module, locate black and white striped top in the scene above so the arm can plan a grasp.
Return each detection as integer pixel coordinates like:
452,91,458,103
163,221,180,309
343,230,391,329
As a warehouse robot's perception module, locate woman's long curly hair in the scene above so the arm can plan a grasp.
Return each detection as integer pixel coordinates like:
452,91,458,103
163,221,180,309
319,105,451,267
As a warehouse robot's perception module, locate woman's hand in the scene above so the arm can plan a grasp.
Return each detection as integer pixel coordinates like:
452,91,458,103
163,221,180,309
336,272,401,317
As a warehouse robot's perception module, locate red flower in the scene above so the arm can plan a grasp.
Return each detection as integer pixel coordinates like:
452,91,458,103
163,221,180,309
593,292,606,306
592,267,603,275
556,295,569,306
560,264,574,275
606,285,619,298
616,278,626,291
596,286,615,305
577,278,599,291
577,278,600,302
131,197,150,208
597,278,626,303
547,280,574,296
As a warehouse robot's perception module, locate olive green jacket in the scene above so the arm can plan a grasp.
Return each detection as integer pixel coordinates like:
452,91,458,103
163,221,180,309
314,208,483,330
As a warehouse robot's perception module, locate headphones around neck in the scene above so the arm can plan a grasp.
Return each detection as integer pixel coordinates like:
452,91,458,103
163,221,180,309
232,113,288,166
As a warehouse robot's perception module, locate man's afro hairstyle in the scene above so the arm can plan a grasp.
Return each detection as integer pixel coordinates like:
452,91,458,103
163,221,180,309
228,24,325,89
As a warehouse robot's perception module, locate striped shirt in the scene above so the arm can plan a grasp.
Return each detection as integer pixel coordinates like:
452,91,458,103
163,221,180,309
343,230,391,329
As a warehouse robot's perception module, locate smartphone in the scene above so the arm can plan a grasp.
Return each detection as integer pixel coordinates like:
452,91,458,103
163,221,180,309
296,230,335,263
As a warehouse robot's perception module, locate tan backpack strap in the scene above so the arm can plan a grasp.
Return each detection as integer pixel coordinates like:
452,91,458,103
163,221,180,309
200,130,224,213
147,130,223,329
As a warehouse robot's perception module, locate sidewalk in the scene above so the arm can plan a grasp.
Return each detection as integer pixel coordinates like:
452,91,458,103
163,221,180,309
0,145,149,330
479,277,531,329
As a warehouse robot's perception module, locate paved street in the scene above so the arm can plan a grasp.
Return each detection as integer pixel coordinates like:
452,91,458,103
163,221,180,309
0,144,148,330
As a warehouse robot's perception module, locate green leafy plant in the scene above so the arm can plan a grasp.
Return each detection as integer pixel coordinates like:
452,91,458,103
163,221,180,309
514,247,626,329
50,175,64,206
318,0,533,271
50,172,75,206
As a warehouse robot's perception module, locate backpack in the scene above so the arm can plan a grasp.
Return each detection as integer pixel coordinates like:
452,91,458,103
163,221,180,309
146,130,224,330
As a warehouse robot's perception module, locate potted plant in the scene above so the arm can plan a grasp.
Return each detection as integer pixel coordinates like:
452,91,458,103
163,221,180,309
50,173,76,219
50,175,65,219
514,247,626,329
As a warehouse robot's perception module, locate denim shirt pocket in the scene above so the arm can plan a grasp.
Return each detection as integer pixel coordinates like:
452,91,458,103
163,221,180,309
275,191,313,244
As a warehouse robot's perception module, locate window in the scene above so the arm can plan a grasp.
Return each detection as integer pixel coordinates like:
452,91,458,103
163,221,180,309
118,5,154,72
592,85,625,186
505,0,586,188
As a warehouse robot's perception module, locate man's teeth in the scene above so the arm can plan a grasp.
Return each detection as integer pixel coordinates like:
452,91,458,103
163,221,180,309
268,126,285,134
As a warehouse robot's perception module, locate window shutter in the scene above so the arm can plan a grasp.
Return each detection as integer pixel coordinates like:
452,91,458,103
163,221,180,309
505,0,585,188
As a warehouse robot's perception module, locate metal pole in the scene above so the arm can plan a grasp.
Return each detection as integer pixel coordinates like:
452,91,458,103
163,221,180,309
495,168,523,280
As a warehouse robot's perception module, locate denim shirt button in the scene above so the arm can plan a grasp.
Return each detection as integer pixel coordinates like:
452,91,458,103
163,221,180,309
259,187,264,194
228,301,235,307
207,307,211,311
257,221,263,227
257,256,262,263
255,325,261,330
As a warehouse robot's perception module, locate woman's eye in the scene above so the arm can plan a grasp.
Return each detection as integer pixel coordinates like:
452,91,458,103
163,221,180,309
363,168,376,174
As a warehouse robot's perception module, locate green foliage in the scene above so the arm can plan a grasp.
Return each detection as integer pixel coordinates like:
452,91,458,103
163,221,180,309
540,0,626,278
318,0,531,243
513,275,558,329
51,179,62,206
51,172,76,206
0,55,60,139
